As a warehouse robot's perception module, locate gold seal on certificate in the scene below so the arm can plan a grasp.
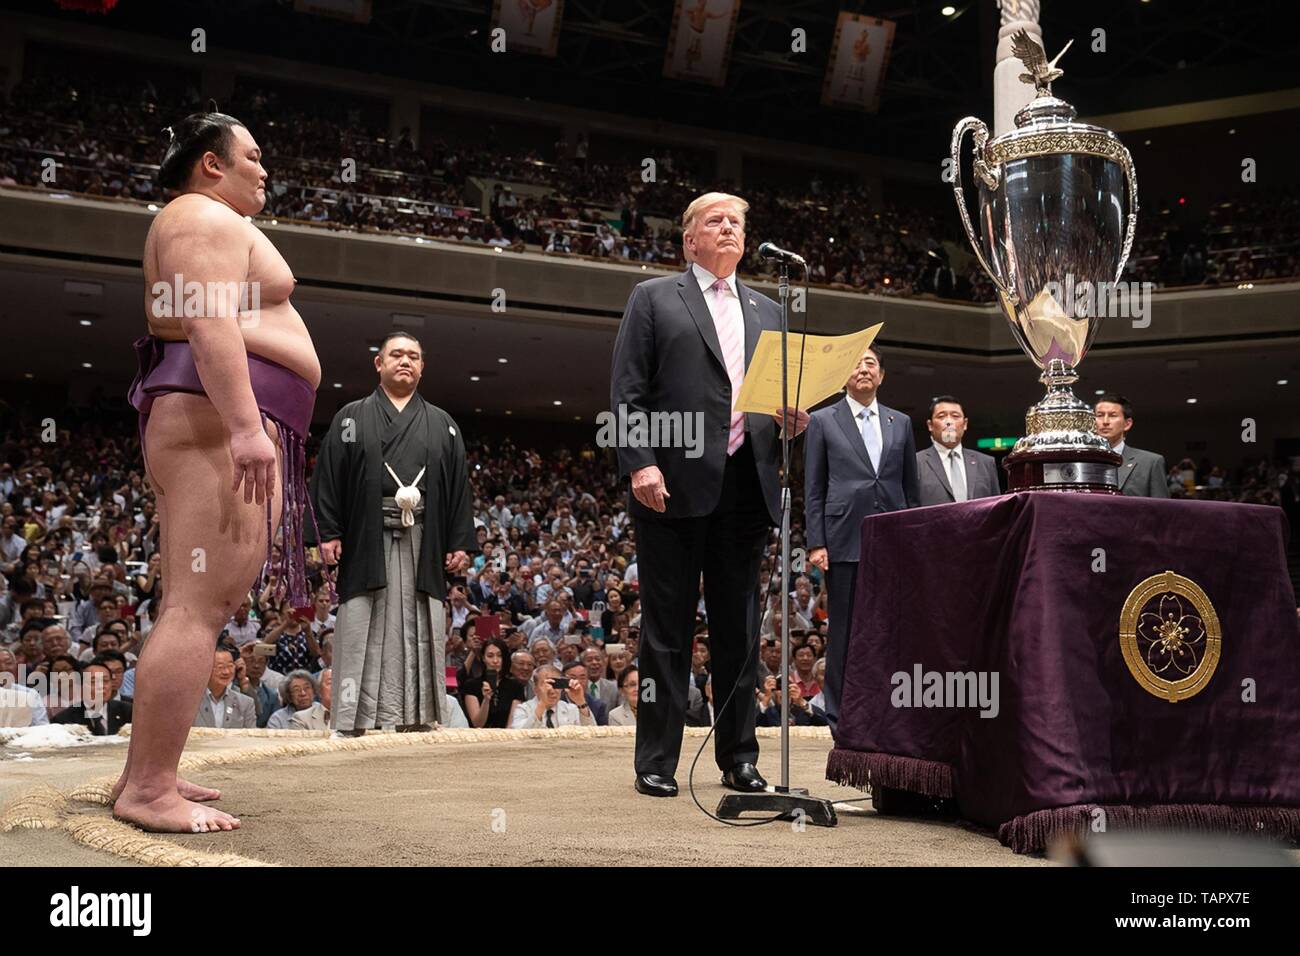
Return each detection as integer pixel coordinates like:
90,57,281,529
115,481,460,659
735,323,883,415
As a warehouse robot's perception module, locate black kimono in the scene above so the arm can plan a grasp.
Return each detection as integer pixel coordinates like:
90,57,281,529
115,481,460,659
311,387,478,603
310,387,477,729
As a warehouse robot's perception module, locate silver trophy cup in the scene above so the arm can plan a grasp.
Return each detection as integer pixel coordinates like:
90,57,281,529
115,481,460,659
951,31,1138,492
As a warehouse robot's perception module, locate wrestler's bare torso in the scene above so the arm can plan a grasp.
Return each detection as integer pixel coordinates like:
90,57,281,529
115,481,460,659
143,193,322,389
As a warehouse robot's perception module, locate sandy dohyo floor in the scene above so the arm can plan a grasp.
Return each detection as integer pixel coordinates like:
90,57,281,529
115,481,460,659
0,728,1047,867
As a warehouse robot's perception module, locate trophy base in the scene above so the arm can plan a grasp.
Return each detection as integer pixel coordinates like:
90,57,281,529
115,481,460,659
1003,360,1122,493
1004,448,1122,494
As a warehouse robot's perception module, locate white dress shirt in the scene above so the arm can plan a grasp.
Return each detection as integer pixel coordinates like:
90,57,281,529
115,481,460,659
226,618,260,646
933,441,968,498
693,262,741,319
526,618,566,648
0,684,48,727
0,533,26,564
205,687,233,728
510,696,595,729
1112,440,1127,456
845,394,883,460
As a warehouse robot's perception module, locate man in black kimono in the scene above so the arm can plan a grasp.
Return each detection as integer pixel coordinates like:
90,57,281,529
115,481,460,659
311,331,477,733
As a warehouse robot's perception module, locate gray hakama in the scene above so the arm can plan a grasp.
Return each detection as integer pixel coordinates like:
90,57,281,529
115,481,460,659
332,499,446,730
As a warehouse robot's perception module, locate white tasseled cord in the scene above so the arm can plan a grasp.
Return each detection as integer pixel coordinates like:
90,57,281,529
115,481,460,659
384,463,426,527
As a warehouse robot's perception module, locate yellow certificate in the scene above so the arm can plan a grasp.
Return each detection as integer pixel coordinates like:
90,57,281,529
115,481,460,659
735,323,883,414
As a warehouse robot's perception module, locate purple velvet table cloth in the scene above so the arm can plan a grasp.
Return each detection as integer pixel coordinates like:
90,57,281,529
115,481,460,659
825,492,1300,853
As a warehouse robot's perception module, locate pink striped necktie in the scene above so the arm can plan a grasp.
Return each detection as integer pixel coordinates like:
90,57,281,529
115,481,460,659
709,277,746,456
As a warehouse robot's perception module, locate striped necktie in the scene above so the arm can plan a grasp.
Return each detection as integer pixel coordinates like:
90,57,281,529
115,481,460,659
709,277,746,455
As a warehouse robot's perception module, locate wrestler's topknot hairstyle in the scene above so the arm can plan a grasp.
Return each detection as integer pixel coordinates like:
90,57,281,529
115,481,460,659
157,111,247,191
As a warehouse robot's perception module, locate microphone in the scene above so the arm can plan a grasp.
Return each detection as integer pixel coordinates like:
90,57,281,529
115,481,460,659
757,242,806,266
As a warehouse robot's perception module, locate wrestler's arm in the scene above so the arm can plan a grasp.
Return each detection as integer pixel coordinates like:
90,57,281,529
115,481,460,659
161,206,276,504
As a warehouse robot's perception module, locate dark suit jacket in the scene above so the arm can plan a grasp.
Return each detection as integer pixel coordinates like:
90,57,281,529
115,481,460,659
52,700,132,735
1117,444,1170,498
610,266,784,525
804,397,920,563
916,444,1001,506
486,590,528,624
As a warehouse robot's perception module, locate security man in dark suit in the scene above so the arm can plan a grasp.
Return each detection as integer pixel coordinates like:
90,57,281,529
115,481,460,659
916,394,1001,505
609,191,808,798
1094,393,1170,498
804,344,919,733
52,656,133,735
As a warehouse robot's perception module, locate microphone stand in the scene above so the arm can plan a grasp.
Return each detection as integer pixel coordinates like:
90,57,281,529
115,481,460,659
716,256,836,827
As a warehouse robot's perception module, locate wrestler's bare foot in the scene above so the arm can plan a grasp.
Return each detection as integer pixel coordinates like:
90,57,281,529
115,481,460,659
110,775,221,804
113,789,241,833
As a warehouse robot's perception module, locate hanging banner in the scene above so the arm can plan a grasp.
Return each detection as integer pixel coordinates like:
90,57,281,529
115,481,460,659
663,0,742,87
821,12,895,112
492,0,565,57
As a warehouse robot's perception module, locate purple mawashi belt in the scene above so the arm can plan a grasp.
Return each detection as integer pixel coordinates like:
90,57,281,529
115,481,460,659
128,335,313,438
127,334,327,608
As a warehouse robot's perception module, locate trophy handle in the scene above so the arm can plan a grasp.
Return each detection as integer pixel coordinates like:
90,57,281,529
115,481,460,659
950,117,1017,307
1114,142,1140,284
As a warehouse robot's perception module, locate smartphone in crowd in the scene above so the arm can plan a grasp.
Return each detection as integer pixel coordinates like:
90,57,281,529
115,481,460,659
253,642,277,658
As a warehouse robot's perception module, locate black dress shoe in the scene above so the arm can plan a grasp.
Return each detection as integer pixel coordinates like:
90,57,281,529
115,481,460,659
635,773,679,797
721,763,767,792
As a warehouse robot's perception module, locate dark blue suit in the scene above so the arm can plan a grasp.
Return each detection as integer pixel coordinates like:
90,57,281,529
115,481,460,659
804,395,919,732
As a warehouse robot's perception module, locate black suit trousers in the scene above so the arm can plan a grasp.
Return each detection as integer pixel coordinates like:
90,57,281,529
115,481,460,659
824,560,859,735
632,441,771,776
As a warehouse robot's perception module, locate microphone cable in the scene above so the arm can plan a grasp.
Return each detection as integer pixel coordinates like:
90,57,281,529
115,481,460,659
687,258,812,826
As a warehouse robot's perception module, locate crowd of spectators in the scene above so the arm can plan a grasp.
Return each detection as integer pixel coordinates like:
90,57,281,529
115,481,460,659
0,406,827,733
4,50,1297,306
1126,191,1300,289
1,396,1296,737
